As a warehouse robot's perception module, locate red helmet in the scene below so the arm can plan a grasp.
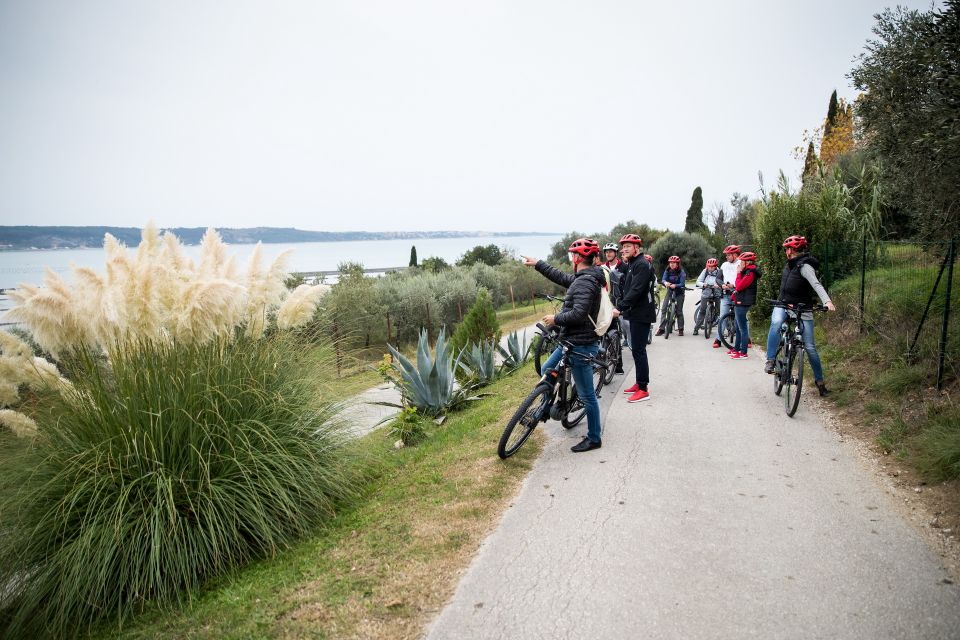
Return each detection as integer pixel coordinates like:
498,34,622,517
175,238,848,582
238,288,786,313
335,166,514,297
782,235,808,250
706,258,719,268
739,251,757,263
568,238,600,258
723,244,741,255
618,233,642,246
668,255,681,263
644,254,653,263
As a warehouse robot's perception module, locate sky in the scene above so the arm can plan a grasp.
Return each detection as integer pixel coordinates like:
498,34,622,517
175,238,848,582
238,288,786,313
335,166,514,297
0,0,937,234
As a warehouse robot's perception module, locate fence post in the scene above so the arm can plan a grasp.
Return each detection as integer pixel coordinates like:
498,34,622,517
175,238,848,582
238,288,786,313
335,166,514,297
532,294,537,313
908,251,950,358
386,312,393,361
937,238,956,390
859,234,867,335
425,303,432,344
510,285,516,314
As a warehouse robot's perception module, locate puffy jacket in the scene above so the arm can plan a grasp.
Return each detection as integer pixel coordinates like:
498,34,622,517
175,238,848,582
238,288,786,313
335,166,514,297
733,264,762,307
779,255,819,306
618,257,657,323
661,267,686,289
535,261,603,345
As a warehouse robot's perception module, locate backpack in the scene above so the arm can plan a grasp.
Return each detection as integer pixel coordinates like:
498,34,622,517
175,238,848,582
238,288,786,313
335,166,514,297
590,267,615,336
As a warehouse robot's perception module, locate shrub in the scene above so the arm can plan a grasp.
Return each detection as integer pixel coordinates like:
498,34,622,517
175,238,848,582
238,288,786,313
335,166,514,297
0,334,360,638
383,328,473,417
388,406,429,446
457,341,498,386
457,244,504,267
648,231,714,275
497,329,532,371
451,288,501,355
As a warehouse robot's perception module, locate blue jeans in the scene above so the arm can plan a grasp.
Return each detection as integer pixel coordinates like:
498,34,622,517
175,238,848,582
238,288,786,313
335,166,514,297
542,343,602,442
765,307,825,381
734,305,750,353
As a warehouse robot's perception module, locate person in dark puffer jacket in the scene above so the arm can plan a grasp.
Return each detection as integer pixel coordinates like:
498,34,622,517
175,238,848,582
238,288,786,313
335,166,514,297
617,234,657,403
522,238,606,453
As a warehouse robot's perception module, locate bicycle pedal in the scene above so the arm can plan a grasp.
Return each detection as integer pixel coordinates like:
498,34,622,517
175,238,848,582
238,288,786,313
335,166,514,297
549,404,564,421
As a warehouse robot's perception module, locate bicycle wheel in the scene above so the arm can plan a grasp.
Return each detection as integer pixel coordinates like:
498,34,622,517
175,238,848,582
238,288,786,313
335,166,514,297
773,341,787,396
703,303,715,339
646,322,653,344
664,304,674,339
718,312,735,349
784,347,805,417
498,383,552,459
561,363,604,428
601,332,621,384
693,302,704,334
533,333,556,376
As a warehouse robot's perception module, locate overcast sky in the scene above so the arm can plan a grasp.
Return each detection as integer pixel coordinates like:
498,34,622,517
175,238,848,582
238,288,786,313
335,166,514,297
0,0,936,234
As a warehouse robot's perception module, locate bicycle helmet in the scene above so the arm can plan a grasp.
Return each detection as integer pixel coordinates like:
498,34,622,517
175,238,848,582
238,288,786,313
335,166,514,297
602,243,619,252
782,235,808,250
618,233,642,246
568,238,600,259
644,254,654,263
723,244,741,255
706,258,718,268
739,251,757,263
668,255,681,263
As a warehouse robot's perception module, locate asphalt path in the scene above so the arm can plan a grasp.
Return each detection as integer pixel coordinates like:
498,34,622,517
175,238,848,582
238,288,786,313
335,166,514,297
426,306,960,640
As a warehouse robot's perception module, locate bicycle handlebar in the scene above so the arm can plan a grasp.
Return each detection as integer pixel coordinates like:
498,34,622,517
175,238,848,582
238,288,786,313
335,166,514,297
767,300,827,312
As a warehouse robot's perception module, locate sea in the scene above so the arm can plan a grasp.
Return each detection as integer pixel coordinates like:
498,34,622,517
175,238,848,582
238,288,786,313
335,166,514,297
0,234,564,292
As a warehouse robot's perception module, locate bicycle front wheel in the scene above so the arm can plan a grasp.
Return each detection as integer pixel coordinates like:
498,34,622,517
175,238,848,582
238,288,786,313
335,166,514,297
533,333,555,376
784,347,805,417
498,383,552,459
664,306,674,339
601,333,620,384
718,312,735,349
703,304,715,339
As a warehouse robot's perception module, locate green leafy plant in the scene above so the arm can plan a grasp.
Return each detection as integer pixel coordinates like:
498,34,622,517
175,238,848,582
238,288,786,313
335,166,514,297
0,334,361,639
388,406,429,446
450,288,500,355
458,341,498,386
497,329,532,371
383,328,474,417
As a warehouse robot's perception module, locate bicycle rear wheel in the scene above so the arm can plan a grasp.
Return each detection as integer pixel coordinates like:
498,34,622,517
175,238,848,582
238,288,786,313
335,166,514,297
784,347,805,417
664,305,674,339
561,364,604,428
703,304,715,339
773,341,787,396
718,312,735,349
498,383,552,459
600,332,620,384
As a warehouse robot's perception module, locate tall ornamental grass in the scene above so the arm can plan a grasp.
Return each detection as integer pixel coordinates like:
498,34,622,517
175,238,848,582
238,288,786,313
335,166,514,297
0,225,356,638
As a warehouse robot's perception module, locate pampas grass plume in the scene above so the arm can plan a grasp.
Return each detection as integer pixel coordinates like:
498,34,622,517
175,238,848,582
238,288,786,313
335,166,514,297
277,284,329,330
0,409,38,437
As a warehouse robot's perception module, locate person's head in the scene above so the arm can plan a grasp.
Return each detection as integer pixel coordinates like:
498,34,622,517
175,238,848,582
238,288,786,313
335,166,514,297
706,258,719,271
644,254,654,264
782,235,808,260
603,243,619,263
738,251,757,266
723,244,741,262
568,238,600,273
618,234,642,260
667,255,681,271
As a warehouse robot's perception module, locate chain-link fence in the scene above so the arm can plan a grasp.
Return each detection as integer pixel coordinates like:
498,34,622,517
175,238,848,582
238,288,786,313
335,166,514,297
821,238,958,390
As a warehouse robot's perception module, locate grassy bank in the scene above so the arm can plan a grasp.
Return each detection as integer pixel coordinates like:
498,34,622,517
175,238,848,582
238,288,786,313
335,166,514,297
89,367,540,639
818,252,959,482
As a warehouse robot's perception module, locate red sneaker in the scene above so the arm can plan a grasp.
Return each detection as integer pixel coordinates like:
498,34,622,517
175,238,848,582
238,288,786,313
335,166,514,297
731,351,748,359
712,340,721,348
726,348,736,355
747,342,753,349
623,383,640,394
628,389,650,403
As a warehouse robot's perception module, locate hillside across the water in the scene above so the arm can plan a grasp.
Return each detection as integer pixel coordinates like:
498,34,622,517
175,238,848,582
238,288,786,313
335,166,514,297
0,226,557,251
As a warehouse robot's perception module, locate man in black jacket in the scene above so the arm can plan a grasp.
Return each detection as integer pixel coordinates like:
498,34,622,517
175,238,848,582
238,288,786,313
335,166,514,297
617,234,656,403
522,238,605,452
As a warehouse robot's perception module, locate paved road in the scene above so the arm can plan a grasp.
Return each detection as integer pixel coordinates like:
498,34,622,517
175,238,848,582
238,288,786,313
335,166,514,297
426,309,960,640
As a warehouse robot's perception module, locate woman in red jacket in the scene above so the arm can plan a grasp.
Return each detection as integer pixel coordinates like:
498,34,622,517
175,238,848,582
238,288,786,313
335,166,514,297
730,252,761,359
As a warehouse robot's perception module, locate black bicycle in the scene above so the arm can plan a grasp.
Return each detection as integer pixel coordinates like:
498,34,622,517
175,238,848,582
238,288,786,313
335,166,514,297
648,284,661,344
717,290,736,349
597,320,623,384
770,301,825,417
498,324,604,459
532,294,563,376
693,285,722,339
660,286,692,339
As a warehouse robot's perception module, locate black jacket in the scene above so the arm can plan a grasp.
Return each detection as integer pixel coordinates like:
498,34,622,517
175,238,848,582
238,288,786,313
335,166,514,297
617,257,657,323
733,264,762,307
535,261,603,345
779,255,818,306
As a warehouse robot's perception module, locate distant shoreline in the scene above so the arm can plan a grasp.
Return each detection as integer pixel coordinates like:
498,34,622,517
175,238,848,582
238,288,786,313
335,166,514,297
0,227,560,251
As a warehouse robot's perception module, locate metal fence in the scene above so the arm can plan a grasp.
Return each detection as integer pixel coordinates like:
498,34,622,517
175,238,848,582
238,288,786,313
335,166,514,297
821,238,958,390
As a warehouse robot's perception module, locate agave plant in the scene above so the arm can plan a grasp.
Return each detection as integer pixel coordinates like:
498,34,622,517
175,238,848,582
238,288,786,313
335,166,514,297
458,340,498,386
497,329,532,372
384,328,473,417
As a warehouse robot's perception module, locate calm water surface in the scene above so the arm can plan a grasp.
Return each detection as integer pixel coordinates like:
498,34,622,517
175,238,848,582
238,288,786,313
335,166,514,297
0,235,564,290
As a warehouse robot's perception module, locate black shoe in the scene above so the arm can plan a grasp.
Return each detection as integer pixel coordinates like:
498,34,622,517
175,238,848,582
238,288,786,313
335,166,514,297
692,330,699,336
816,381,830,397
764,359,775,374
571,437,602,452
614,368,625,374
677,330,684,336
655,328,664,336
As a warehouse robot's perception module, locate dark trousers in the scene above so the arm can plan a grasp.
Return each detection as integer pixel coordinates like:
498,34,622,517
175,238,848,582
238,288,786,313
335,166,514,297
628,321,651,390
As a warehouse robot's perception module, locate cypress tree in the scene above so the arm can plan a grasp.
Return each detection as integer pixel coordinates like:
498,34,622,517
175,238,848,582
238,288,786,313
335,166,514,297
684,186,707,234
824,90,839,140
801,141,819,188
409,245,418,268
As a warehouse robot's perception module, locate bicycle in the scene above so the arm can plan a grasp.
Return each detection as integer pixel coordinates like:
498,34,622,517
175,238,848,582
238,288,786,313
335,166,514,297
770,301,826,417
717,289,737,349
598,320,623,384
498,323,605,459
660,286,692,339
693,285,722,339
532,294,562,376
647,284,661,345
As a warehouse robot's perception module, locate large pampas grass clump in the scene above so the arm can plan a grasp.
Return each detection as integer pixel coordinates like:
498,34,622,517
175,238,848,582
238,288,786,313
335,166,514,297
0,225,360,639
